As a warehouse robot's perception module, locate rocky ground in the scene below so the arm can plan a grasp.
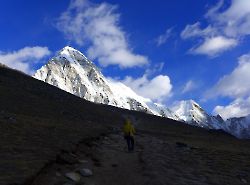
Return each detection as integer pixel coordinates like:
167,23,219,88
28,130,250,185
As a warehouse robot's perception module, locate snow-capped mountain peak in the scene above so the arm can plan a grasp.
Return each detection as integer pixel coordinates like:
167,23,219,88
171,100,206,123
58,46,89,64
55,46,100,73
34,46,179,120
171,100,225,129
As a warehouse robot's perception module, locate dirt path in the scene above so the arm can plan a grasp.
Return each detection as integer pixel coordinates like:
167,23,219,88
80,133,147,185
30,130,250,185
30,131,148,185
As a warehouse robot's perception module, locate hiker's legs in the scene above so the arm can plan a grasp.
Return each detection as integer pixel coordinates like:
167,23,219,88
125,136,130,151
125,136,134,151
130,136,134,151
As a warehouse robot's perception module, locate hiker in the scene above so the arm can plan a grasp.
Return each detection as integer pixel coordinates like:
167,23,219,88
122,118,135,152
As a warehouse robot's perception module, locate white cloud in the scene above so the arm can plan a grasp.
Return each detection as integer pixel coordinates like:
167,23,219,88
181,22,216,39
181,0,250,56
0,46,51,74
144,62,165,77
205,0,224,19
122,75,172,103
214,97,250,119
206,53,250,98
156,28,173,46
56,0,148,68
207,52,250,119
182,80,197,93
207,0,250,37
191,36,237,56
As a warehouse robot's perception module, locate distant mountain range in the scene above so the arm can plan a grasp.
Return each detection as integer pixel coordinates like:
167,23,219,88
34,46,250,138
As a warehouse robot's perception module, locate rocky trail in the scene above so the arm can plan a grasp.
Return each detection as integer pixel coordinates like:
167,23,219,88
28,129,250,185
29,129,146,185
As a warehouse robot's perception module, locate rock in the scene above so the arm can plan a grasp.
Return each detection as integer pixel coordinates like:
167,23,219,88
1,114,17,123
79,168,93,177
65,172,81,182
79,159,88,164
241,178,247,184
237,171,248,184
57,152,79,165
8,117,16,123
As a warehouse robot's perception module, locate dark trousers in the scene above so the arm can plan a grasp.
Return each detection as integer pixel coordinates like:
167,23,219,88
124,135,134,151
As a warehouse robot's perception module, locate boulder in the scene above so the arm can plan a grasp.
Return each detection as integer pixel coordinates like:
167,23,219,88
65,172,81,182
79,168,93,177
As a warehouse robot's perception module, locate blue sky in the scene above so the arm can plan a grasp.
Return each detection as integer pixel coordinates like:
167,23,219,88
1,0,250,119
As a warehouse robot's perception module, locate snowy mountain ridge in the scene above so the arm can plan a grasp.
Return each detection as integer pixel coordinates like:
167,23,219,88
34,46,250,139
171,100,225,129
171,100,250,139
224,115,250,139
34,46,179,120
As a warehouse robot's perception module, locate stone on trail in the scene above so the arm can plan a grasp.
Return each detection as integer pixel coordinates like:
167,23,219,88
241,178,247,184
65,172,81,182
79,168,93,177
57,152,79,165
79,159,88,164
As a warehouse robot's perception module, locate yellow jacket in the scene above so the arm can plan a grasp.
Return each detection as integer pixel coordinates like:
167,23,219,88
123,120,135,136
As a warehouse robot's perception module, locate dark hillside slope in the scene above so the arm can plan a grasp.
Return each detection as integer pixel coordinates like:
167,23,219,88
0,65,250,185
